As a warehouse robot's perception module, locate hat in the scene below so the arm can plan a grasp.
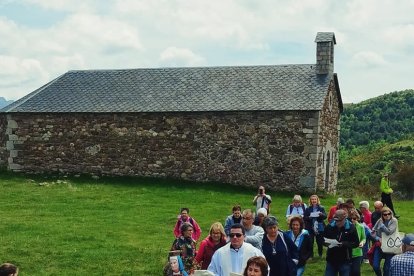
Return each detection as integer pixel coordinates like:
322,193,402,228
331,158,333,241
402,234,414,246
359,201,369,209
257,208,268,216
263,216,278,228
337,198,344,204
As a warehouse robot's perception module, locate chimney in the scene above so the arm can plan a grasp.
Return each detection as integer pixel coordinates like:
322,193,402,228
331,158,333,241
315,32,336,75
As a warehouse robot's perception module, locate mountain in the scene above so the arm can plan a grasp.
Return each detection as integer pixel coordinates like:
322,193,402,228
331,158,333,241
339,89,414,199
0,97,14,109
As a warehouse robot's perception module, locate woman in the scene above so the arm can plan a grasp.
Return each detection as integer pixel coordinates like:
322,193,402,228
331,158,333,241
195,222,227,269
0,263,19,276
243,256,269,276
254,208,268,229
285,216,312,276
371,207,398,276
171,222,197,273
303,194,327,258
286,195,307,218
262,216,298,276
173,207,202,241
349,210,366,276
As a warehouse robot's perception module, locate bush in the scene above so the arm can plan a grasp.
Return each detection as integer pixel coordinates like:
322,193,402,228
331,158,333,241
394,163,414,200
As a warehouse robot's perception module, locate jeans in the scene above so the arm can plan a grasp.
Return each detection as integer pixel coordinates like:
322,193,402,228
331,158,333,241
324,261,351,276
350,256,362,276
297,265,305,276
372,247,393,276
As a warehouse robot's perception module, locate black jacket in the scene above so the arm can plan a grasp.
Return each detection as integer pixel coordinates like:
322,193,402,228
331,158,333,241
323,220,359,264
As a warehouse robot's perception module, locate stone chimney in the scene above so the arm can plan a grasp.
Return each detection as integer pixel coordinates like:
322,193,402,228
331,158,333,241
315,32,336,75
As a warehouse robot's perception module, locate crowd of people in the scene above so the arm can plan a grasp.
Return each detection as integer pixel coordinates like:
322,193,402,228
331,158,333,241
165,174,413,276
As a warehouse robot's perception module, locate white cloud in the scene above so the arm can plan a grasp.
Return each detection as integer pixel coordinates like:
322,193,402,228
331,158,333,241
350,51,387,68
159,47,205,67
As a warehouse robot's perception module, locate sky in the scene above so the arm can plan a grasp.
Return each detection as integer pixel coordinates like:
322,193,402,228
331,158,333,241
1,0,413,103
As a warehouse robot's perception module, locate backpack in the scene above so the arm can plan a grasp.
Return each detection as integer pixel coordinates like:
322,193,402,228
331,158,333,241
289,204,306,215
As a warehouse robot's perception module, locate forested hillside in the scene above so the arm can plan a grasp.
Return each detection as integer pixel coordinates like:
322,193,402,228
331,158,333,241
338,89,414,199
340,89,414,148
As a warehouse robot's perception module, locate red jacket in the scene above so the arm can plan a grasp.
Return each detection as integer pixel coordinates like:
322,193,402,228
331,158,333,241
195,235,226,269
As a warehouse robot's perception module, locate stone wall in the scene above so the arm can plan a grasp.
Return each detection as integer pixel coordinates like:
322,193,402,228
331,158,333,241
3,110,322,192
0,114,7,167
315,80,341,192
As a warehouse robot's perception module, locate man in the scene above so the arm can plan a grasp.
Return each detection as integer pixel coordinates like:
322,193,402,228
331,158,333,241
207,224,264,276
327,197,344,222
323,209,359,276
380,173,399,218
173,207,202,241
253,185,272,213
224,204,242,236
390,233,414,276
371,201,383,227
241,209,264,249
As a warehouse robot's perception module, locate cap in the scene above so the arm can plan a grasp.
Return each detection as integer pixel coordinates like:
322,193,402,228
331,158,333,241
402,234,414,246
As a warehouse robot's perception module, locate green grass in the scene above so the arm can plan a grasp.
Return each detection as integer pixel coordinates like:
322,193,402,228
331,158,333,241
1,173,413,275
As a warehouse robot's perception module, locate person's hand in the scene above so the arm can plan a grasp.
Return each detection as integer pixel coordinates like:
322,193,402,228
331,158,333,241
359,241,364,248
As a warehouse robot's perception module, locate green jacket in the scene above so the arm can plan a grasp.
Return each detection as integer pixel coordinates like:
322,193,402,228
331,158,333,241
380,177,393,194
352,222,366,257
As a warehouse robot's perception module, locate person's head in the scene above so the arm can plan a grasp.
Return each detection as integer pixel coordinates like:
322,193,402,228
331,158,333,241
349,209,361,225
381,206,393,221
336,197,344,207
359,201,369,212
338,203,350,216
402,233,414,253
232,205,242,218
242,209,254,228
180,222,193,238
333,209,347,228
243,256,269,276
373,201,383,212
0,263,18,276
209,222,226,242
345,198,355,208
263,216,278,237
309,194,320,206
180,207,189,220
292,195,303,206
229,224,245,249
289,216,304,234
258,186,265,195
256,208,267,222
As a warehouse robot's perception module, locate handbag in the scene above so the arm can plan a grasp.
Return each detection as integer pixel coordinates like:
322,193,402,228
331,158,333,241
381,230,405,254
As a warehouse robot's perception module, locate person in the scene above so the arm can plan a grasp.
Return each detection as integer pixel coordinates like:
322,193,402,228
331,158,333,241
359,201,372,229
174,207,202,241
286,195,307,218
371,207,398,276
254,208,268,228
168,255,189,276
323,209,359,276
262,216,299,276
349,210,366,276
195,222,227,270
380,173,398,218
371,201,384,227
253,186,272,214
243,256,269,276
171,222,197,273
285,216,312,276
389,233,414,276
327,198,344,222
0,263,18,276
242,209,265,250
207,224,265,276
224,205,242,236
303,194,327,258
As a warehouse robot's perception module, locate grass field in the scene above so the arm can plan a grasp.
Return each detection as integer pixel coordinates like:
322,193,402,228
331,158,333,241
1,172,413,275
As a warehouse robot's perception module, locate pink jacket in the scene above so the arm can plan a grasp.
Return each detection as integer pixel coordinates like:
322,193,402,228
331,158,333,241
173,216,202,241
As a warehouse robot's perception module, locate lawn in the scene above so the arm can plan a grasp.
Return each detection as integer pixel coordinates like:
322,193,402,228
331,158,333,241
1,173,413,275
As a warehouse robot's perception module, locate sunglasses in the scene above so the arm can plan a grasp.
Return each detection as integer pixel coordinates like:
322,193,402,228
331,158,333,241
382,213,391,216
229,233,243,238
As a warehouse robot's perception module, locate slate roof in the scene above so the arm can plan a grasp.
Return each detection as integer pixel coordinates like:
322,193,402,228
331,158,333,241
1,64,340,113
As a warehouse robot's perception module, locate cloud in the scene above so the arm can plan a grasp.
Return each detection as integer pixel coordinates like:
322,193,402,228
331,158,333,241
159,47,205,67
350,51,387,68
